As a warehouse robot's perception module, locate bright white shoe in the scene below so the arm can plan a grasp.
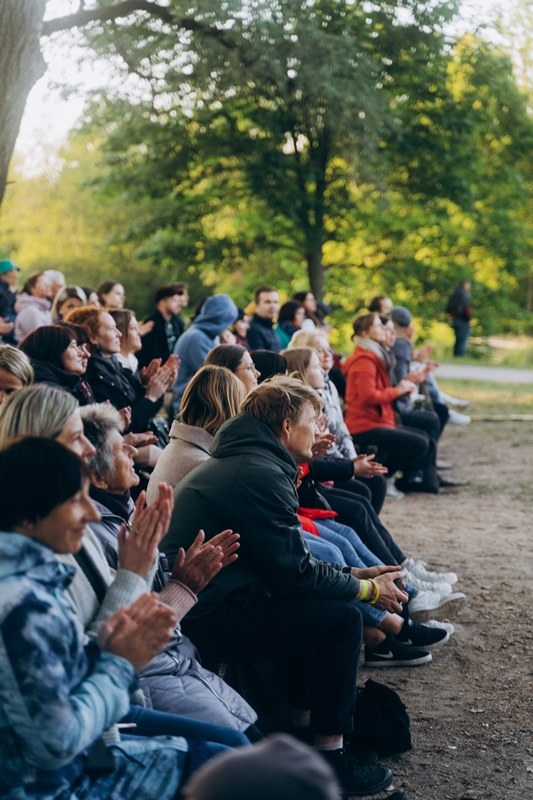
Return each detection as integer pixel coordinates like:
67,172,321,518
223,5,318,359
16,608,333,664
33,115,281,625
386,478,404,499
448,409,471,426
404,570,452,595
404,557,458,586
425,619,455,636
408,590,467,623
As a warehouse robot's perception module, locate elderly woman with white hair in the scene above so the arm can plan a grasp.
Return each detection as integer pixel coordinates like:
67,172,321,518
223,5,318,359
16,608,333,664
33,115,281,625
0,385,257,745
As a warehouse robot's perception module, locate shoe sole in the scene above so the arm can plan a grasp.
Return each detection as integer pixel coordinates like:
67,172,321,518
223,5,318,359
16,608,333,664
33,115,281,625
410,595,467,623
340,769,393,798
364,652,432,667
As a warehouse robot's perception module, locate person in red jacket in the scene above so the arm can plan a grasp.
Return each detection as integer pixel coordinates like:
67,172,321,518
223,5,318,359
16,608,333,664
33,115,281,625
342,312,439,493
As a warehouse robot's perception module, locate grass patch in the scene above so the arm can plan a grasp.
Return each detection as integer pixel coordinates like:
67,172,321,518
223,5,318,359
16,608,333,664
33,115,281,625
437,379,533,418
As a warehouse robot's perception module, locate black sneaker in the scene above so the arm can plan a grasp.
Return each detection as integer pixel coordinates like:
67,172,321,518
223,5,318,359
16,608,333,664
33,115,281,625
320,749,392,797
396,619,450,649
364,636,432,667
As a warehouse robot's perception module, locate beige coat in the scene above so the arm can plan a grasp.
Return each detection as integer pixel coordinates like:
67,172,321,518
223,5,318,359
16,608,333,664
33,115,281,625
146,421,213,505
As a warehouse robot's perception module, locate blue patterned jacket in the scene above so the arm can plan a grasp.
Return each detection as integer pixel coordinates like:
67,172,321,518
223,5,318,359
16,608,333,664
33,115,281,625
0,533,136,798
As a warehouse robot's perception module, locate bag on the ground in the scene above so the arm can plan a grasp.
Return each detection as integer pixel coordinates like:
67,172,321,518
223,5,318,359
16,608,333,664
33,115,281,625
348,678,412,757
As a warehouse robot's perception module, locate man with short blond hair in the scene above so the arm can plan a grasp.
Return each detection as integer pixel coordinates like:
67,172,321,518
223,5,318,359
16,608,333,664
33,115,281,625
163,376,404,798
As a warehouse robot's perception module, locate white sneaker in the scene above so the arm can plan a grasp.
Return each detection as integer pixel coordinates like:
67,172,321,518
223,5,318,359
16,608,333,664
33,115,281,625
404,570,452,595
408,590,467,623
404,557,458,586
425,619,455,636
440,392,470,410
448,409,471,426
386,478,404,499
436,459,453,470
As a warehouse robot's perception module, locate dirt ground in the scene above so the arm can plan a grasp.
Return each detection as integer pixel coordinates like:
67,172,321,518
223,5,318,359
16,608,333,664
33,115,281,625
367,419,533,800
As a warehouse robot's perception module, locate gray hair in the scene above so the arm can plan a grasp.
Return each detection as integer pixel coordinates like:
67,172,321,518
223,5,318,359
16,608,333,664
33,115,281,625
0,384,78,443
80,403,124,481
0,344,34,386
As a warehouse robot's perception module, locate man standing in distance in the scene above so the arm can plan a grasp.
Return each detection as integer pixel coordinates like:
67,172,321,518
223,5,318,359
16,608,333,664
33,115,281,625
138,283,189,367
247,285,281,352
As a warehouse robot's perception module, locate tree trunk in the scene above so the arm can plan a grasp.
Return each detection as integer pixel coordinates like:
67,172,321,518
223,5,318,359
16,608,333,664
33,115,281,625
307,248,324,302
0,1,46,205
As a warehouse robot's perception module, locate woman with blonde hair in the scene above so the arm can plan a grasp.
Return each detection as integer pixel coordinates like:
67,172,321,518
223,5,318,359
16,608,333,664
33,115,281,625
146,365,246,503
0,344,33,405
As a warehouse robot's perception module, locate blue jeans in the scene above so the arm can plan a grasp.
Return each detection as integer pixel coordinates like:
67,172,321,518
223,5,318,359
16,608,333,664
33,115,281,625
452,318,470,356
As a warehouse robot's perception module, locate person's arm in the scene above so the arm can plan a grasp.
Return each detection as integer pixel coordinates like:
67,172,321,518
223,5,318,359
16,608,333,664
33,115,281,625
0,590,135,770
353,353,403,407
226,462,361,600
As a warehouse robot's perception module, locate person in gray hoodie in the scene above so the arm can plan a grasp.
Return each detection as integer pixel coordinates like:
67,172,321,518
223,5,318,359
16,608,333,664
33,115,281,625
171,294,238,417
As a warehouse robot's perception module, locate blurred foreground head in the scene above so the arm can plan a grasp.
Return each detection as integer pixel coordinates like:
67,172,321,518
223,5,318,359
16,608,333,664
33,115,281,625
184,734,340,800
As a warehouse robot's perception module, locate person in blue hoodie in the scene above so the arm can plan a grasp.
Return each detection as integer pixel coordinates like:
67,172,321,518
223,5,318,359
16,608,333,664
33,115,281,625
171,294,238,417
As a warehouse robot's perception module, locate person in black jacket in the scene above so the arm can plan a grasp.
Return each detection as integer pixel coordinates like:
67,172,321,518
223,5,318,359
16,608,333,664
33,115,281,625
246,286,281,352
66,306,176,432
446,280,473,357
138,283,189,368
163,376,406,798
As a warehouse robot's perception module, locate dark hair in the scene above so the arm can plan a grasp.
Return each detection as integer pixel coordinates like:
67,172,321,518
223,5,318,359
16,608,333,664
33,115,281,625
54,321,91,347
97,280,122,306
0,436,88,530
278,300,304,325
352,312,378,338
19,326,73,369
21,272,46,296
155,283,187,303
109,308,135,341
368,295,390,314
254,285,277,303
292,291,319,325
250,350,287,383
205,344,247,374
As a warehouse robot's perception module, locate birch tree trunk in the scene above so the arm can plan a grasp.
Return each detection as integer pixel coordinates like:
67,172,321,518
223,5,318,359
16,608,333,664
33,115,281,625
0,0,46,204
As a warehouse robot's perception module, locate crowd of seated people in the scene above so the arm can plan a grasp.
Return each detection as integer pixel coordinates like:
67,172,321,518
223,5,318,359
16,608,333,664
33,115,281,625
0,273,473,798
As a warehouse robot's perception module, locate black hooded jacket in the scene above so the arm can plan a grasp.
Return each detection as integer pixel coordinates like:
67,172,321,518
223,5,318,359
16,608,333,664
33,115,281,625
162,413,359,620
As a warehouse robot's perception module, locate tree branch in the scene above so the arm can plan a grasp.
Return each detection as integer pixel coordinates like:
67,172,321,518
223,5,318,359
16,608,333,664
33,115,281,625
42,1,173,35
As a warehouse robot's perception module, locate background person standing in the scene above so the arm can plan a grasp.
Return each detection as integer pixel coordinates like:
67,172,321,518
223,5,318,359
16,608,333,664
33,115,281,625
445,280,473,357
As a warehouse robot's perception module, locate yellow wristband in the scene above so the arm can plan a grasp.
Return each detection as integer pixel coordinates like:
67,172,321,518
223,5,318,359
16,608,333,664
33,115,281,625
358,580,370,601
369,578,381,605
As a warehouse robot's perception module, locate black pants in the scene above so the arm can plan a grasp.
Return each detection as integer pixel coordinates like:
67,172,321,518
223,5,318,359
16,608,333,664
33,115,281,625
319,485,405,565
183,595,362,736
352,425,430,478
335,475,387,515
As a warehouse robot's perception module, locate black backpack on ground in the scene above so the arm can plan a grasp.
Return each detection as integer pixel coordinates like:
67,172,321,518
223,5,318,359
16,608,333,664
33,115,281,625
348,678,412,757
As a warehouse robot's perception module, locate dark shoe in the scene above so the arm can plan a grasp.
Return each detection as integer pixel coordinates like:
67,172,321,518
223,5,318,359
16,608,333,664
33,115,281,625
364,636,432,667
320,749,392,797
395,477,439,495
438,476,463,489
395,619,450,649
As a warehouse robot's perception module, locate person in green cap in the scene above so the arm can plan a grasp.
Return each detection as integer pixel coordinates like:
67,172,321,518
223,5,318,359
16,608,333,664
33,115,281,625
0,259,19,344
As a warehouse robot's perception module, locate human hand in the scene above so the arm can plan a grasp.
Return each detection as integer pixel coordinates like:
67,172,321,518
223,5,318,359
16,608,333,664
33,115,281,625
118,406,132,430
353,568,407,613
0,317,14,335
145,368,175,401
117,489,170,577
98,593,177,671
123,432,158,449
163,354,180,374
140,358,162,385
171,529,239,594
310,433,336,460
219,329,237,345
352,453,388,478
138,320,155,337
396,379,416,396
